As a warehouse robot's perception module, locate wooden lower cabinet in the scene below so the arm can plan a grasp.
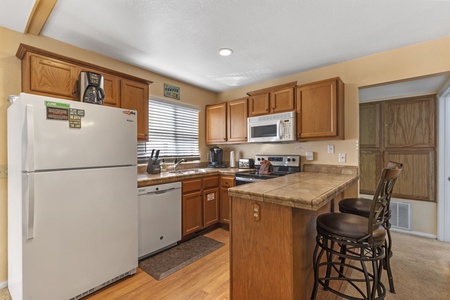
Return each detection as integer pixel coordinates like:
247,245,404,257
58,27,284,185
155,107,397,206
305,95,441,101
182,176,220,237
219,175,235,225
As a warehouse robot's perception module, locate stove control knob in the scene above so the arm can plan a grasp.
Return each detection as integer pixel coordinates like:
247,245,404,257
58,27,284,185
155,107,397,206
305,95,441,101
287,158,291,162
292,158,296,162
257,157,261,161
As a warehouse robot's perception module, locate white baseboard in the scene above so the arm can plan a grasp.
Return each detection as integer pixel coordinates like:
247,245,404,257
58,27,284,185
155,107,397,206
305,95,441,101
391,228,437,240
0,280,7,289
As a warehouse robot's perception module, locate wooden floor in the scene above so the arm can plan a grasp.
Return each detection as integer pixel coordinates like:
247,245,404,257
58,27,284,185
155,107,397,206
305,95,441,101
84,228,340,300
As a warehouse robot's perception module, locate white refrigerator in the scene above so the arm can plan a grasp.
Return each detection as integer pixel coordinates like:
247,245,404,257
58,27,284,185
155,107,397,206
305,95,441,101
7,93,138,300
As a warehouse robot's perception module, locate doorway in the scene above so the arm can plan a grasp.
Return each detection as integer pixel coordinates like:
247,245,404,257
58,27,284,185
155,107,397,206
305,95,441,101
437,79,450,242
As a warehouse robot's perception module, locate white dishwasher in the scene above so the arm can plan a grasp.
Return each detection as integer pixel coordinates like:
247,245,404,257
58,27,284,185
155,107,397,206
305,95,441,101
138,181,182,259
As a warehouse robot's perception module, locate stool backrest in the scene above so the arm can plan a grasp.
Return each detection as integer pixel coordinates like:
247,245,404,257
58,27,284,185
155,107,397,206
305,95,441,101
368,167,403,242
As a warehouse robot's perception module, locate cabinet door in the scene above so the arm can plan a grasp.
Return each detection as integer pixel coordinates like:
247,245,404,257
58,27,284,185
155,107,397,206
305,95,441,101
227,98,248,143
270,88,295,113
220,187,230,225
28,53,79,100
203,187,219,227
249,93,270,116
182,191,203,237
102,73,121,107
206,103,227,144
121,79,149,141
296,78,344,140
220,175,235,225
360,150,383,194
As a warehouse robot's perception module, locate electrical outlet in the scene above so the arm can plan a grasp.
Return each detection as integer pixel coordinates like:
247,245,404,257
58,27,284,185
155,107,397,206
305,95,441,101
305,151,314,161
339,153,346,163
0,165,7,179
327,144,335,154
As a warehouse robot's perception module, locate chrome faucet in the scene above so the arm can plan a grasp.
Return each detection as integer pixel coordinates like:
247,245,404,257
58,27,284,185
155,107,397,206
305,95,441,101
174,158,186,171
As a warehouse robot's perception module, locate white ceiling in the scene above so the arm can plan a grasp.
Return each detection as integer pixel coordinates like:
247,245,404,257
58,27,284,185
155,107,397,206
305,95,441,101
1,0,450,93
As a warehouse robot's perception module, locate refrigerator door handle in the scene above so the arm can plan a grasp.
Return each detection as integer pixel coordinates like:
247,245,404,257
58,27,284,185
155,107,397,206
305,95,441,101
24,173,35,240
25,104,35,172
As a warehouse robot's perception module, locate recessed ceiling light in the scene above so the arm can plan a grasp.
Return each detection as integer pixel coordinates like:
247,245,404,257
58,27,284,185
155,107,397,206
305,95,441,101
219,48,233,56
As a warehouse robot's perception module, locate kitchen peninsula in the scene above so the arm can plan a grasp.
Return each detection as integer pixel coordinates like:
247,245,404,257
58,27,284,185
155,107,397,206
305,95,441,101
228,166,359,300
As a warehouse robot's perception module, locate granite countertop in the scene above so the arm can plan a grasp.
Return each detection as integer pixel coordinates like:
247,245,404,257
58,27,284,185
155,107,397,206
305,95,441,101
137,167,251,187
228,171,359,211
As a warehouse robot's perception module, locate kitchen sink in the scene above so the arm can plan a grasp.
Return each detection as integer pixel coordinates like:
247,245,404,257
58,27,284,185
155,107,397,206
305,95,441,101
169,168,208,175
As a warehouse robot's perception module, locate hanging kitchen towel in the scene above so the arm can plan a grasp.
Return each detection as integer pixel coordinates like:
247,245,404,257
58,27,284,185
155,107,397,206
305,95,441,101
259,160,273,174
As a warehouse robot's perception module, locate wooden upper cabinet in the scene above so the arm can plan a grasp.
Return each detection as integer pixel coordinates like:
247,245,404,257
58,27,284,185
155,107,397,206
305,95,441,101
27,53,79,100
247,82,296,116
360,102,381,148
296,77,344,141
206,102,227,144
120,79,149,141
16,44,152,140
270,87,295,113
383,95,435,148
227,97,248,143
100,72,121,107
248,93,270,116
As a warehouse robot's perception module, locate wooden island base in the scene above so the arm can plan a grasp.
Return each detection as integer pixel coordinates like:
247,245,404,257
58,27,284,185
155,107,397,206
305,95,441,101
230,197,333,300
228,168,359,299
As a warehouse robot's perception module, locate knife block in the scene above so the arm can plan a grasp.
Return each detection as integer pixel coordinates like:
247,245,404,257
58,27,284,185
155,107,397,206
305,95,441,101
146,162,161,174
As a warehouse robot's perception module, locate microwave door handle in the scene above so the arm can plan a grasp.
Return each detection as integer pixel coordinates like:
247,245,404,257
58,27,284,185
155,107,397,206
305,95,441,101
277,120,283,140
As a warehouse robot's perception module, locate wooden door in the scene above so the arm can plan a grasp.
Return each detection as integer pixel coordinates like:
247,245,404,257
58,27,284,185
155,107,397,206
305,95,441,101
270,87,295,113
120,79,149,141
28,53,79,100
359,95,436,201
227,98,248,143
206,103,227,144
248,93,270,116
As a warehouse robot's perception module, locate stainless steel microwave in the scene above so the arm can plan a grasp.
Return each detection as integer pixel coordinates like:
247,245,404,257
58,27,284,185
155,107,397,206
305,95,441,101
247,111,296,143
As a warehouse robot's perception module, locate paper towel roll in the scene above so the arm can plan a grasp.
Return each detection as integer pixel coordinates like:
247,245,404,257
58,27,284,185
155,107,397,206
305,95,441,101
230,151,235,168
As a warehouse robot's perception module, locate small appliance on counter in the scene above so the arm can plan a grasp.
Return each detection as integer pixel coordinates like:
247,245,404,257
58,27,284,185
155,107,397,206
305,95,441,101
79,71,105,104
238,158,255,169
208,146,226,168
146,149,161,174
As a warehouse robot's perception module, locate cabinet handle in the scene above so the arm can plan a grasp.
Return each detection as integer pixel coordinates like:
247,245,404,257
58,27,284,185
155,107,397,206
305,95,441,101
72,89,78,94
272,107,276,110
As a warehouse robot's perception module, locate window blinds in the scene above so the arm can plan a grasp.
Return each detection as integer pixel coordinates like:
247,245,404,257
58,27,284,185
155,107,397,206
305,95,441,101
137,98,200,160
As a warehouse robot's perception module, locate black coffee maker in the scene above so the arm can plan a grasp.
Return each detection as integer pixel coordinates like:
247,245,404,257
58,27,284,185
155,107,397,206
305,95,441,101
208,146,226,168
79,71,105,104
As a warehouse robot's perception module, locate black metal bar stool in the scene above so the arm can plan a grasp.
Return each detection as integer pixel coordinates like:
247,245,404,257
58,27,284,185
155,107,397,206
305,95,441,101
339,161,403,293
311,167,403,300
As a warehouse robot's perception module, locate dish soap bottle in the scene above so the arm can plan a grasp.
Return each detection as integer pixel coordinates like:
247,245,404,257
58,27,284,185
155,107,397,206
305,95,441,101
160,159,167,172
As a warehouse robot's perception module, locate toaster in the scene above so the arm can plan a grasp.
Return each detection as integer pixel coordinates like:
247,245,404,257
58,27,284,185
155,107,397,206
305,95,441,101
238,158,255,169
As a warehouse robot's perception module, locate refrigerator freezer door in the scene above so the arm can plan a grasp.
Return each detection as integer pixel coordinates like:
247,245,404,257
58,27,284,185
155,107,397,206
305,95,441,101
10,93,137,171
12,166,137,300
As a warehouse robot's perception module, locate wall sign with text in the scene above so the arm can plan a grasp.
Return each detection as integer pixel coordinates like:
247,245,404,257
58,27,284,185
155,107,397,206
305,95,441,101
164,83,180,100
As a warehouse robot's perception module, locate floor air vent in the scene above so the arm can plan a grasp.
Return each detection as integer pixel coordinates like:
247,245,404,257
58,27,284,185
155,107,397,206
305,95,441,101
390,201,411,230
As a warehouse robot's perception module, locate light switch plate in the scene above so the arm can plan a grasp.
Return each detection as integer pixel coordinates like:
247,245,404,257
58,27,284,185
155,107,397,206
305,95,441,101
305,151,314,161
327,144,335,154
339,153,346,163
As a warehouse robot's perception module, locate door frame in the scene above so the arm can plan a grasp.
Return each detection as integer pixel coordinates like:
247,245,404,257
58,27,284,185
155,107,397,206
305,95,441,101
437,79,450,242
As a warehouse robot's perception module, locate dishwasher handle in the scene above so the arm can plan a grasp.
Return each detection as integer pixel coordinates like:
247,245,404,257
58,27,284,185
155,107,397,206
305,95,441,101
142,187,179,195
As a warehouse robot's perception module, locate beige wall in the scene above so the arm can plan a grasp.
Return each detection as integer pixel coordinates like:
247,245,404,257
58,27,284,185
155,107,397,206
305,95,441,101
1,25,450,284
216,36,450,237
0,26,217,284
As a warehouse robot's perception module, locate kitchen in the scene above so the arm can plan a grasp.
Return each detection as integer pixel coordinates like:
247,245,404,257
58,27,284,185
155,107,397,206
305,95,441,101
1,1,450,299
